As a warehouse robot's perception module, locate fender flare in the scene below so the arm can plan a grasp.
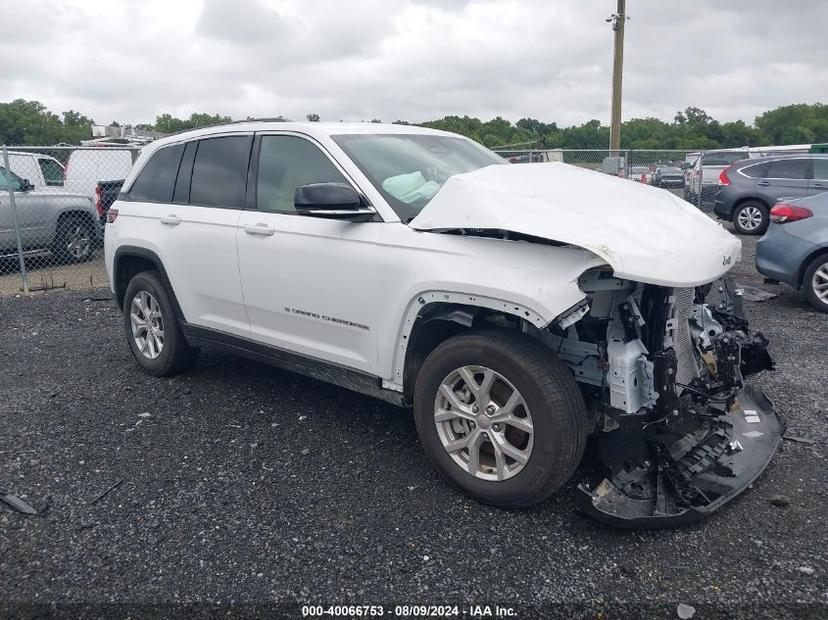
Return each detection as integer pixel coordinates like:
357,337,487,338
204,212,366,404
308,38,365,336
386,290,550,388
112,245,186,321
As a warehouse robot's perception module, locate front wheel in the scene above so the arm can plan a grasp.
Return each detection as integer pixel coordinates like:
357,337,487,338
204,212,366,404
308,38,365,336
803,254,828,313
413,329,588,508
732,201,769,235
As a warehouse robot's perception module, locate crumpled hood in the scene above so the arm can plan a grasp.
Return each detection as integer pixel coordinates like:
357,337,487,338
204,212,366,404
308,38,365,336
409,162,741,287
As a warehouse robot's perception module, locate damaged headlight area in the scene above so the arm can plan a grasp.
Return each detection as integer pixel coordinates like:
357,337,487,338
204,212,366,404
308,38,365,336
544,269,783,528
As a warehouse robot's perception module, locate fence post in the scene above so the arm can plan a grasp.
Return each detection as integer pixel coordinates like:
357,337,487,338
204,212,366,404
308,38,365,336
2,145,30,294
696,150,704,211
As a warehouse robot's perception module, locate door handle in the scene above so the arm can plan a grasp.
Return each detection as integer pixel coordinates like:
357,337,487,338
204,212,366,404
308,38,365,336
757,181,770,186
160,215,182,226
244,223,276,236
813,183,825,189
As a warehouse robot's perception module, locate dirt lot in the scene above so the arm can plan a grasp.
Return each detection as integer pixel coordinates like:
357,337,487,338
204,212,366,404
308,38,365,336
0,251,108,296
0,232,826,618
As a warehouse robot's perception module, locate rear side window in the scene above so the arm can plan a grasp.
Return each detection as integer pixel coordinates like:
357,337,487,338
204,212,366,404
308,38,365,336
766,159,809,180
702,152,747,166
38,158,64,186
129,144,185,203
812,159,828,181
189,136,252,208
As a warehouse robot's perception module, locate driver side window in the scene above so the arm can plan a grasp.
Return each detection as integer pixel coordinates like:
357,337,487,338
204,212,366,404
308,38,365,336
256,136,349,213
0,167,21,192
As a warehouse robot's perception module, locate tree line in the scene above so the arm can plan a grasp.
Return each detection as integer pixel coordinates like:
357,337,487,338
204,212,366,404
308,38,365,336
1,98,826,150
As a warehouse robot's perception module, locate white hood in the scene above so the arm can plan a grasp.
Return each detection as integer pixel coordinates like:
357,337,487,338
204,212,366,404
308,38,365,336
409,163,741,287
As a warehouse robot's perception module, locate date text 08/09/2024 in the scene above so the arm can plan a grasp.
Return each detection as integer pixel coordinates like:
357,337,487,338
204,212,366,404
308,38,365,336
301,604,517,617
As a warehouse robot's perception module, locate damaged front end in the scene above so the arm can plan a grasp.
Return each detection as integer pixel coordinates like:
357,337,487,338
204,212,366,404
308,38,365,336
546,270,782,528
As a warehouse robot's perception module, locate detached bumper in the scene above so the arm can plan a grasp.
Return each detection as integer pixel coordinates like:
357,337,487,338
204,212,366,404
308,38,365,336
576,385,784,529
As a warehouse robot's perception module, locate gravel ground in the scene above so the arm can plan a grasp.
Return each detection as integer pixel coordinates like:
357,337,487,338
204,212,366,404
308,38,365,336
0,232,826,619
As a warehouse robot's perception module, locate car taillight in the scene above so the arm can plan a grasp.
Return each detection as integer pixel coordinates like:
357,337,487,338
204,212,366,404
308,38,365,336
95,185,104,218
718,165,733,186
106,208,119,223
770,203,813,223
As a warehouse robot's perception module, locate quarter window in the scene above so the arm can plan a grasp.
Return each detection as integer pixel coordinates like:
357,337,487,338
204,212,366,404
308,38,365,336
190,136,252,208
740,162,768,178
130,144,185,202
765,159,809,180
256,135,349,213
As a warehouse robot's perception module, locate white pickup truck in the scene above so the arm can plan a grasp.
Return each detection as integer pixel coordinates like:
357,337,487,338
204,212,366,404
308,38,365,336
104,121,782,527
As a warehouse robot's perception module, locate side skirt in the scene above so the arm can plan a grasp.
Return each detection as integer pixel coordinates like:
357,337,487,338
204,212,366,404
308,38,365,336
182,324,407,408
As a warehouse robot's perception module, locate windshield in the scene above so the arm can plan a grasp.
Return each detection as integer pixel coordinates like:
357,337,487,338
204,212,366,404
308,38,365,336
332,133,505,221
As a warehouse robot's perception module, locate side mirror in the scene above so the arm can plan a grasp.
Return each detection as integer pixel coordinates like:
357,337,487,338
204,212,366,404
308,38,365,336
294,182,374,221
19,178,35,192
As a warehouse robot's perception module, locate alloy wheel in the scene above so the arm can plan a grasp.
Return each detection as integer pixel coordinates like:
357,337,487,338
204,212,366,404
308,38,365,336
130,291,164,359
812,261,828,303
434,365,534,481
737,206,763,232
66,224,91,259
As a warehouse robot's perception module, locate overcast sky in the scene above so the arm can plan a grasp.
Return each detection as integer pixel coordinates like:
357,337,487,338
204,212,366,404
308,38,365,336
1,0,826,127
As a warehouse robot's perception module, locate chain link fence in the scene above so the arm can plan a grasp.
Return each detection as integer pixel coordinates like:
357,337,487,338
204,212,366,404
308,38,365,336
495,147,700,204
1,142,813,296
1,145,140,295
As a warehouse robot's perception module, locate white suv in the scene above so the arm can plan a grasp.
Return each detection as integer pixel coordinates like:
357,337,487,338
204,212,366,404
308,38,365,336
105,121,782,527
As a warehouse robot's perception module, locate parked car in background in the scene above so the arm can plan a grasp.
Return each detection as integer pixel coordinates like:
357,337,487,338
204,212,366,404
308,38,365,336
713,155,828,235
104,120,780,527
95,180,124,223
685,149,748,203
629,166,652,184
0,166,100,262
756,191,828,312
654,165,684,188
64,148,137,200
4,151,65,190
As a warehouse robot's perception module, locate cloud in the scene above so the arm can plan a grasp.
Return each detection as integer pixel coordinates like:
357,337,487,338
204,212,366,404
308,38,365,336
0,0,825,128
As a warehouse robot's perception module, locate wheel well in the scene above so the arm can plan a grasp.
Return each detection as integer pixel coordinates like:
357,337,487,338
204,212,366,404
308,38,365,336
797,247,828,288
57,210,97,227
114,254,158,309
732,196,769,213
402,303,528,402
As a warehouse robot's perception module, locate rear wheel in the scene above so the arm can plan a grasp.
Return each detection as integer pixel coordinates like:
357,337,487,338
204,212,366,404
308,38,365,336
123,270,198,376
52,215,96,263
803,254,828,313
413,329,588,508
732,200,769,235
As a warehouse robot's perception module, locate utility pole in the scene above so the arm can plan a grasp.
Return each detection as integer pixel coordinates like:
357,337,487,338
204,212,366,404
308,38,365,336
607,0,628,151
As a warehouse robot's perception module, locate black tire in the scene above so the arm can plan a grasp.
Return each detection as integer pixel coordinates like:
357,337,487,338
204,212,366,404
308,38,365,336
732,200,769,235
52,215,96,263
413,329,588,508
122,270,198,376
802,253,828,313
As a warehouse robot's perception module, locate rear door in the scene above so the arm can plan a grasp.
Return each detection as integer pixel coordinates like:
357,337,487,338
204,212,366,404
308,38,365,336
123,136,252,337
810,158,828,195
756,158,812,204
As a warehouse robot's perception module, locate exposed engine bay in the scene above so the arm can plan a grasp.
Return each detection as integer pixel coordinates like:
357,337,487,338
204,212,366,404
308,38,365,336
545,269,782,527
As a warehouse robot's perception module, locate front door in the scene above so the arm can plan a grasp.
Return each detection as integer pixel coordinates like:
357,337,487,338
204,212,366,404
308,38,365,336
236,134,380,374
0,167,45,251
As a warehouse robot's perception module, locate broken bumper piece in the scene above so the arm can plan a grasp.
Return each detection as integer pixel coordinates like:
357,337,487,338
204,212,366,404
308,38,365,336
576,385,784,528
